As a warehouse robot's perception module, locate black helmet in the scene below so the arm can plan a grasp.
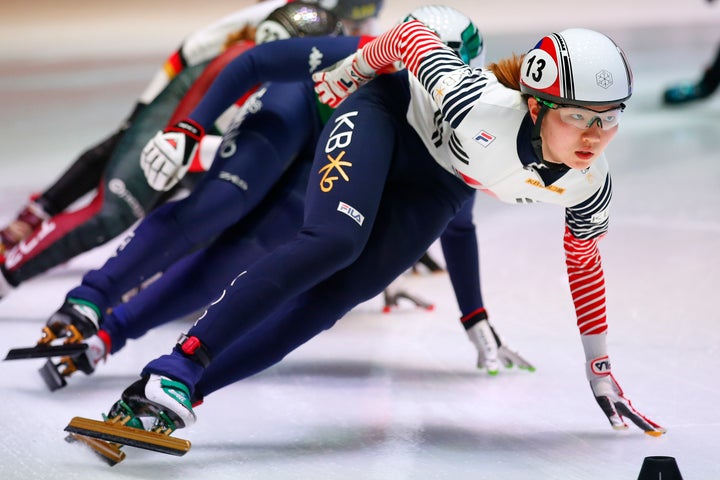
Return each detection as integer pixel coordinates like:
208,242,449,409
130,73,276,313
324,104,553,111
328,0,383,22
301,0,383,22
255,2,345,44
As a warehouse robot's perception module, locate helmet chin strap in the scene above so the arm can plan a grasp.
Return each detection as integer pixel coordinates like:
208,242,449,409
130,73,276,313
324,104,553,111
530,104,569,172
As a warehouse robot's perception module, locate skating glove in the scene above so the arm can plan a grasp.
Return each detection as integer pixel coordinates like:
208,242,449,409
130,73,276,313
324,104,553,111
586,355,666,436
73,332,111,375
141,119,204,191
313,50,376,108
464,311,535,374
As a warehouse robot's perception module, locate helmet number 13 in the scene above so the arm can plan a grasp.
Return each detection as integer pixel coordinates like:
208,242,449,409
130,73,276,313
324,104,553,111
525,55,546,82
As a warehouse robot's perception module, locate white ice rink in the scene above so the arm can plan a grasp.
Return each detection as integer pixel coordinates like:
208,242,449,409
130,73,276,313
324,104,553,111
0,1,719,479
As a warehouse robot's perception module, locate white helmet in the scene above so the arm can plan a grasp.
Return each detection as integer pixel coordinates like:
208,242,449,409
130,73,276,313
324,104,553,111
404,5,485,68
520,28,633,106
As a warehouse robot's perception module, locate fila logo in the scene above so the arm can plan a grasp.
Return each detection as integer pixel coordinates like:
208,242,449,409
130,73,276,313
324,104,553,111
337,201,364,226
591,355,612,375
590,208,609,224
474,130,495,147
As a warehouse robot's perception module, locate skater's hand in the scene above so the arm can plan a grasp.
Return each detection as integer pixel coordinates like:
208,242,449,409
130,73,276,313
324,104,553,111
587,357,666,436
464,313,535,374
141,119,204,191
313,50,375,108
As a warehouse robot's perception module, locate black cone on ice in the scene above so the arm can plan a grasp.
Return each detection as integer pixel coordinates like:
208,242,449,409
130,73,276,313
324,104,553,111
637,456,683,480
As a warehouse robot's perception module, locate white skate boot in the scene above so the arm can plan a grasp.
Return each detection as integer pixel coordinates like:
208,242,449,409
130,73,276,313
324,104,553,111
115,374,196,433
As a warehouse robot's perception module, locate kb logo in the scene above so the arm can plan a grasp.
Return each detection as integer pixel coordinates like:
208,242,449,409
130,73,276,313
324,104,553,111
319,111,357,192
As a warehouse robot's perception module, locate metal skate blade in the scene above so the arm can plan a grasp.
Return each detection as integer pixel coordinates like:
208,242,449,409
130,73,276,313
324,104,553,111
65,432,126,465
65,417,191,456
5,343,87,360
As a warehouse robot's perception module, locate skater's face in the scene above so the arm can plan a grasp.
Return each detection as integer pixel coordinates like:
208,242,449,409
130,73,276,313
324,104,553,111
528,97,621,171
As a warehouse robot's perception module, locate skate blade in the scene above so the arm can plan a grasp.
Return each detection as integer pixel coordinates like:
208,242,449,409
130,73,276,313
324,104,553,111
4,343,87,360
65,432,126,466
395,293,434,311
39,359,68,391
65,417,191,456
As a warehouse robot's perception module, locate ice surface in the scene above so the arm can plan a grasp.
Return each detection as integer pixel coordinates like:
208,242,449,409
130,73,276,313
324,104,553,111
0,2,718,478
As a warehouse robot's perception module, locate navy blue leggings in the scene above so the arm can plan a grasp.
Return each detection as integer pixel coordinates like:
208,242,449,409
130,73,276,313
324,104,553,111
103,158,310,353
143,72,474,392
68,80,320,310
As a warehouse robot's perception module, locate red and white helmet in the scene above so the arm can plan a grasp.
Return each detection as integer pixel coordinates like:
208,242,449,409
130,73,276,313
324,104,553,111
520,28,633,106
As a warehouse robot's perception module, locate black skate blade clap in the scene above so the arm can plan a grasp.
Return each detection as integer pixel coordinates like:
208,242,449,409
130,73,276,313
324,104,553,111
65,417,191,456
4,343,87,360
65,432,126,466
39,359,68,391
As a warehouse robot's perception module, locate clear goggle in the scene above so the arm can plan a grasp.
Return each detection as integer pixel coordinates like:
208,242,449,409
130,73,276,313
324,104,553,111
536,97,625,130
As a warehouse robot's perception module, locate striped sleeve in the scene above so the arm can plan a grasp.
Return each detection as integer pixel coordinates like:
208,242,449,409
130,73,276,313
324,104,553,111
564,227,607,335
362,20,485,128
563,174,613,336
565,174,612,239
361,20,442,74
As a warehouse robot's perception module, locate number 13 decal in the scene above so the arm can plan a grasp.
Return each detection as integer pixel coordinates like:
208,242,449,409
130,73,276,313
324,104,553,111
525,55,546,82
521,50,557,90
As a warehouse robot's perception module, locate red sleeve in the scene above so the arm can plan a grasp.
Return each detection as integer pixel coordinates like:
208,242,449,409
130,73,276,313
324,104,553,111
564,226,608,335
357,35,376,48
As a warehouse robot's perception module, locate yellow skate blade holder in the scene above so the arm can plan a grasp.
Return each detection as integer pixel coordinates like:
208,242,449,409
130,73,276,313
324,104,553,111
65,417,191,456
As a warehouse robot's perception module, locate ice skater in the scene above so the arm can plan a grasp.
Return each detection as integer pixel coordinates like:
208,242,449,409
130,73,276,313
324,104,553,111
12,7,528,396
67,14,665,461
0,0,383,297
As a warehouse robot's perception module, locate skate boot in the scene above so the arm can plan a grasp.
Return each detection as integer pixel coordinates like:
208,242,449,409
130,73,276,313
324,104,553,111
45,298,102,341
118,374,196,434
0,200,50,256
64,375,194,460
663,68,719,105
663,82,712,104
31,299,103,391
5,300,108,390
38,331,112,390
382,288,434,313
